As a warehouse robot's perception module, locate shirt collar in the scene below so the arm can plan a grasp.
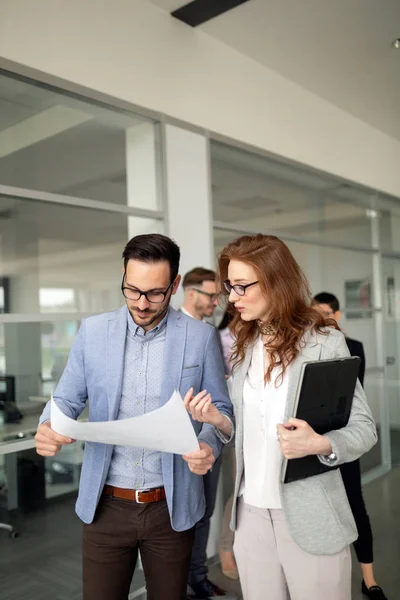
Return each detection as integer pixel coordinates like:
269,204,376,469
127,307,169,337
180,306,196,319
180,306,206,322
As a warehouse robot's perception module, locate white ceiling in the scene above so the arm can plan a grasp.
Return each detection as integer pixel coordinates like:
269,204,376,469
148,0,400,140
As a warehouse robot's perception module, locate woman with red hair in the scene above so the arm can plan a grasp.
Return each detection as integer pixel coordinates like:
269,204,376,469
185,234,377,600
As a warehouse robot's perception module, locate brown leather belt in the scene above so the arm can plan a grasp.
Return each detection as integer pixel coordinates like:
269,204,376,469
104,484,166,504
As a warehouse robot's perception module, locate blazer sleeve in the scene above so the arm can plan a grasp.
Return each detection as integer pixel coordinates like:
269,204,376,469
39,320,88,425
318,333,377,467
197,327,235,460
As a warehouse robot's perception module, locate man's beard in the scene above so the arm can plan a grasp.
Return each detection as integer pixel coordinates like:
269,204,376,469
129,303,169,327
195,301,213,319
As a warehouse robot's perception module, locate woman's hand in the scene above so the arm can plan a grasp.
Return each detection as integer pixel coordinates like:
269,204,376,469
184,388,225,427
276,418,332,459
184,388,233,439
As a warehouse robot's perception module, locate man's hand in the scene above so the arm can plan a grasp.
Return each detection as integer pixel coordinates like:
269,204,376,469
183,442,215,475
35,422,74,457
276,418,332,459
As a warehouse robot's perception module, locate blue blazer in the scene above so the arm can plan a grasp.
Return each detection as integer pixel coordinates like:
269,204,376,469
39,306,233,531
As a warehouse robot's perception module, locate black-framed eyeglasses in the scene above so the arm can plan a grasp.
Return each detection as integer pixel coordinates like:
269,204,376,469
191,288,218,302
223,280,259,297
121,276,174,304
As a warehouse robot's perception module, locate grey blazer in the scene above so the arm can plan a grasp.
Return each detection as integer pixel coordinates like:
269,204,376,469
230,327,377,555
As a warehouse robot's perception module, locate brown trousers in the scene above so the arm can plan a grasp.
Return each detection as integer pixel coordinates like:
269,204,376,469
82,494,195,600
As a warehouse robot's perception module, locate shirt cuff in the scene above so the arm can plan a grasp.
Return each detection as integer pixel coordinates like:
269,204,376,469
214,414,234,444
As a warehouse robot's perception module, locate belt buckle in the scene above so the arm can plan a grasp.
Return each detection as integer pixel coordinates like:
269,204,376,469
135,489,149,504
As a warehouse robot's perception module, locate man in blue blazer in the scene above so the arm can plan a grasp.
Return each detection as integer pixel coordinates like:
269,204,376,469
35,233,233,600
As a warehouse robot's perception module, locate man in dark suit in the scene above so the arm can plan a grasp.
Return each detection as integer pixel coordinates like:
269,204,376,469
313,292,387,600
180,267,227,598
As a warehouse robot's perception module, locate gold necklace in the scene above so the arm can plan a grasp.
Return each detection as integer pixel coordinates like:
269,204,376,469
258,321,276,336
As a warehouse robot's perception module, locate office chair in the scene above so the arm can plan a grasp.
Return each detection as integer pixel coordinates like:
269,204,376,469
0,376,20,538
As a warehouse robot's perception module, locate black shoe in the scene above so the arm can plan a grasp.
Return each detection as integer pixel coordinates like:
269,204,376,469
362,580,388,599
189,577,227,598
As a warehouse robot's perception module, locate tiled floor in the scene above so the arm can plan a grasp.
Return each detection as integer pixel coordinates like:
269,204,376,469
1,467,399,599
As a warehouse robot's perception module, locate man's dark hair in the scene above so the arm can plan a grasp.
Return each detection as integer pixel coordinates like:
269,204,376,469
122,234,180,281
313,292,340,313
182,267,216,289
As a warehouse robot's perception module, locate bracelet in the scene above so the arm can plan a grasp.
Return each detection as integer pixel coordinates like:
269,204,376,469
324,452,337,463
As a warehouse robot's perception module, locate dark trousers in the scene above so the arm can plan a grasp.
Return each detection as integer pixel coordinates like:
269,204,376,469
340,459,374,564
189,456,222,585
82,495,195,600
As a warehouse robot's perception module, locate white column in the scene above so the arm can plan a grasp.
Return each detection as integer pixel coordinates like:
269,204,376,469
163,124,214,307
163,123,222,557
126,121,162,240
126,121,159,211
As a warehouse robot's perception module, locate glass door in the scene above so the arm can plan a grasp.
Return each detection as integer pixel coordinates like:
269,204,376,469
382,256,400,467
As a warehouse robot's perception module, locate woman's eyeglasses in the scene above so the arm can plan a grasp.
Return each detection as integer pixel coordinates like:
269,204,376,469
223,280,258,297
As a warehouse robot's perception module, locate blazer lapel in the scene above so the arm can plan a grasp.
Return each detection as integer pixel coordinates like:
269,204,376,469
231,343,254,452
284,331,322,422
160,308,187,405
232,346,253,407
107,306,128,420
160,308,187,492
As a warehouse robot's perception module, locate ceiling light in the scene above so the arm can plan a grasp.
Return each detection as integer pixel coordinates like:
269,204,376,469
393,39,400,49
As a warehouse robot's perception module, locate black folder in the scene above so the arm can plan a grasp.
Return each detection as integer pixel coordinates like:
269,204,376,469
281,356,361,484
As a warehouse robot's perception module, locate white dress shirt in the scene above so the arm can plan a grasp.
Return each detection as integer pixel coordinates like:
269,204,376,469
242,336,289,509
180,306,195,319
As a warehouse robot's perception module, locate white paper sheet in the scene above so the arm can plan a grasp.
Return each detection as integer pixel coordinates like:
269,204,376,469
51,390,200,455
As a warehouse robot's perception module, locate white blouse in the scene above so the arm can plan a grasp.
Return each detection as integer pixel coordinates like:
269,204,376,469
241,336,289,509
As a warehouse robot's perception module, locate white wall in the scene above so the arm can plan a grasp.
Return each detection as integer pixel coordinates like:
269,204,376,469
1,0,400,199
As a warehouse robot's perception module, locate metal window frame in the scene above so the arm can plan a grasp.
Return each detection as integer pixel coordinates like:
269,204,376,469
213,220,379,255
0,58,398,485
0,184,164,220
0,66,167,327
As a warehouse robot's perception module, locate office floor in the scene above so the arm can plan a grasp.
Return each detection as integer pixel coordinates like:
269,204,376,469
0,468,399,600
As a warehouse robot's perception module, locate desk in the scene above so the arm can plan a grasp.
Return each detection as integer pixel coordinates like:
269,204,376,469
0,410,43,537
0,413,39,456
0,404,87,537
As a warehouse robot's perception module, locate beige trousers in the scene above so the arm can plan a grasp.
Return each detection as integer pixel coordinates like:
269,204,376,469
233,498,351,600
